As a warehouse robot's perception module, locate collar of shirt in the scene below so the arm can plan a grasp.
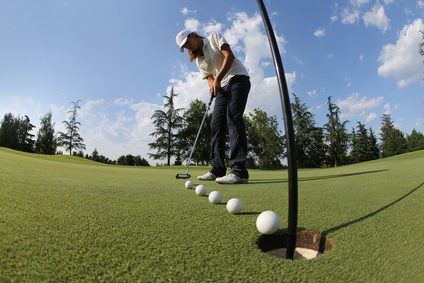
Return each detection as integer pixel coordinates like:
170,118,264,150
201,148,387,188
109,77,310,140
199,37,209,59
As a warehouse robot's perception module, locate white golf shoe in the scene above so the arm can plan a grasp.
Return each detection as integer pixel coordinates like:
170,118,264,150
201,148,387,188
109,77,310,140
215,173,248,184
197,172,217,181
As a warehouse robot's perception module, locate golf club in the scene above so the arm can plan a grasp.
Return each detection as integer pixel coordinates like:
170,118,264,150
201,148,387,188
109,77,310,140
176,94,214,179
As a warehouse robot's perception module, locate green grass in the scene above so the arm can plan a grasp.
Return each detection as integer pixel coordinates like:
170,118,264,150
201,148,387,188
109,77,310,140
1,147,423,282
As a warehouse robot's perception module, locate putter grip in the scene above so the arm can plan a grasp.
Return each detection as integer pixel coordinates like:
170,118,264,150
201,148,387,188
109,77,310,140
209,92,214,105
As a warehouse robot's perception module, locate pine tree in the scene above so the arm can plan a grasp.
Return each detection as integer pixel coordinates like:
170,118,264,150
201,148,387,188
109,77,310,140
406,129,424,152
367,128,380,160
148,88,184,166
35,112,57,154
291,94,327,168
379,114,394,158
0,113,35,152
324,96,349,167
386,129,407,156
57,101,86,155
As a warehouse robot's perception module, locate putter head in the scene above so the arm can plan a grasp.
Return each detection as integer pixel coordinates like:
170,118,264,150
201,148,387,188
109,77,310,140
176,173,191,179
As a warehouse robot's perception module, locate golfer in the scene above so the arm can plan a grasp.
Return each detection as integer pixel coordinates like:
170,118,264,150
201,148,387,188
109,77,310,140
176,30,250,184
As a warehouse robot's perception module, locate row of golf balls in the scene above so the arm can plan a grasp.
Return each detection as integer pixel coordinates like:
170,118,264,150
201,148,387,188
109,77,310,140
185,180,280,235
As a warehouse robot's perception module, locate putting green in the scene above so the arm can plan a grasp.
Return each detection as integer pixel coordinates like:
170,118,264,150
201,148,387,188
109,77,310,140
1,147,423,281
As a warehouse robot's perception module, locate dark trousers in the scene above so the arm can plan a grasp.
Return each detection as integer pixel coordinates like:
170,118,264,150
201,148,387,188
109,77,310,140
210,75,250,179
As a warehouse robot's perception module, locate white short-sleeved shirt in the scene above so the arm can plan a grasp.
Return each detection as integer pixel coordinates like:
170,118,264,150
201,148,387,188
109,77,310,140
196,32,249,87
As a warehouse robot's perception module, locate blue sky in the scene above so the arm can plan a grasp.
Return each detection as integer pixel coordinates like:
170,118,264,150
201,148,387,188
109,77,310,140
1,0,423,164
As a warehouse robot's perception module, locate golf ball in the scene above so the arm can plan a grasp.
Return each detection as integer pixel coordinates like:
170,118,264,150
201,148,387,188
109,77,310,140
185,180,194,189
195,185,207,196
256,211,280,235
226,198,243,214
208,191,222,204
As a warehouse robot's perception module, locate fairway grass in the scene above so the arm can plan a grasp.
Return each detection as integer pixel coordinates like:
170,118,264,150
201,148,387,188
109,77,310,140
1,147,423,281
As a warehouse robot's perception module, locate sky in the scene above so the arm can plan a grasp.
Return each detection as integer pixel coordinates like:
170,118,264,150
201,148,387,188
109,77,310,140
1,0,424,164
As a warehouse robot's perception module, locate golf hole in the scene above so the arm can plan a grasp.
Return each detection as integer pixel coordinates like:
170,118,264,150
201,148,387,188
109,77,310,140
255,230,333,260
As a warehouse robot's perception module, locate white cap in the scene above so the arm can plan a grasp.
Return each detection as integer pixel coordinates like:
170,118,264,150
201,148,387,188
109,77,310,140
176,30,191,53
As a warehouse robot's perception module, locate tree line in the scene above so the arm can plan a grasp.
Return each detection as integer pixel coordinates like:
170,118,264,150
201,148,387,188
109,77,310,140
2,93,423,169
0,101,150,166
149,88,424,169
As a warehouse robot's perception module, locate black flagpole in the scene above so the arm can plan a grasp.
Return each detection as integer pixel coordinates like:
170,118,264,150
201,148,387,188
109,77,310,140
256,0,298,260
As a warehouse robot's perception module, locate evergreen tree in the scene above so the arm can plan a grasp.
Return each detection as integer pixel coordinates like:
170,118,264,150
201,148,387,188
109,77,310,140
0,113,18,149
349,122,369,164
134,155,150,166
57,101,86,155
125,154,135,166
148,88,184,166
324,96,349,167
349,127,358,164
0,113,35,152
379,114,394,158
386,128,407,156
91,148,99,162
368,128,380,160
291,94,327,168
177,99,212,165
246,108,285,170
17,115,35,152
406,129,424,152
35,112,57,154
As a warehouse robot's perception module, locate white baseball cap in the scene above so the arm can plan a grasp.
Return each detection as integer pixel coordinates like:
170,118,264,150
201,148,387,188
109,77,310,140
176,30,191,53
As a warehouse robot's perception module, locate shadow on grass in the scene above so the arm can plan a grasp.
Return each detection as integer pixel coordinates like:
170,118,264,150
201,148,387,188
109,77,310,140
238,212,261,216
249,169,389,184
259,182,424,255
324,181,424,235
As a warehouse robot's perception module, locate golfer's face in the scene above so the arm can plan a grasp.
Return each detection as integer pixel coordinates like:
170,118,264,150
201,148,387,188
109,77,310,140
183,34,196,52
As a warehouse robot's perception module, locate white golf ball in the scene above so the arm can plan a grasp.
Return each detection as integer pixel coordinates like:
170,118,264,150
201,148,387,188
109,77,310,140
256,211,280,235
185,180,194,189
208,191,222,204
195,185,207,196
226,198,243,214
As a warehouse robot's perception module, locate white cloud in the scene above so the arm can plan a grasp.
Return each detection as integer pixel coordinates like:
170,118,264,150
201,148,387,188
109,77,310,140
114,97,133,106
307,90,318,98
416,118,423,128
8,95,36,115
309,104,323,113
378,18,424,87
363,4,390,33
337,92,384,120
77,100,160,162
184,18,200,32
79,99,107,125
366,112,378,122
359,54,364,61
384,102,391,114
130,102,158,144
351,0,370,7
223,12,286,81
261,61,271,67
342,7,360,24
50,104,65,118
314,28,326,38
203,19,224,34
418,1,424,8
181,7,196,15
